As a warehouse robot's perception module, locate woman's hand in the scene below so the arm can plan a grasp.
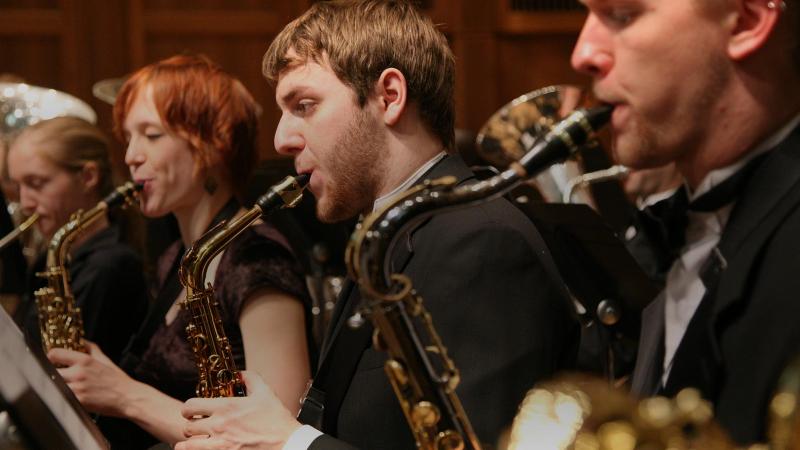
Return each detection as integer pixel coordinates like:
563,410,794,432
48,340,136,417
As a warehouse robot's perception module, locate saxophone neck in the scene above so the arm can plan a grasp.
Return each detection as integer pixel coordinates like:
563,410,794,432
180,206,261,291
43,181,142,269
180,173,310,292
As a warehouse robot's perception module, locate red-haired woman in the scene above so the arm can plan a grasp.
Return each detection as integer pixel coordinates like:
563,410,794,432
48,55,311,449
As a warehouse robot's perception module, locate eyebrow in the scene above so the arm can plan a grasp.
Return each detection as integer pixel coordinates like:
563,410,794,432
278,89,298,108
277,85,314,108
123,120,162,132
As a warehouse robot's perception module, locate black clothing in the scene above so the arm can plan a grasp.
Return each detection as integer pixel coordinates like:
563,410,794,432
0,191,26,297
15,223,148,363
631,124,800,444
304,155,579,449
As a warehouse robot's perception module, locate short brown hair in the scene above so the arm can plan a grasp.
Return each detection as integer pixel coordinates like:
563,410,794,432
113,54,259,199
263,0,456,150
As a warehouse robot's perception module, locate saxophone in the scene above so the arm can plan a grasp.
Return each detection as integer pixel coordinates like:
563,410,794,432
179,174,309,398
35,181,142,354
345,105,612,450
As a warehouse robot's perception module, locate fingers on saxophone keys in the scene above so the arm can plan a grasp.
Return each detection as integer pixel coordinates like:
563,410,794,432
48,347,88,367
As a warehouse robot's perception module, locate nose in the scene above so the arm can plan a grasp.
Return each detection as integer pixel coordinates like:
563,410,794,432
274,114,305,156
571,13,613,78
124,137,145,169
18,185,37,215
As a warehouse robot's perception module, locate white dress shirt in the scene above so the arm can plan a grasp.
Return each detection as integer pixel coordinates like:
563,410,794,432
661,113,800,386
281,150,448,450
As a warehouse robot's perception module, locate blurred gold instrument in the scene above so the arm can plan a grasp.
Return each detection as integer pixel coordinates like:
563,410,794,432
476,85,603,204
506,377,739,450
35,182,141,354
0,212,38,251
506,357,800,450
179,174,308,398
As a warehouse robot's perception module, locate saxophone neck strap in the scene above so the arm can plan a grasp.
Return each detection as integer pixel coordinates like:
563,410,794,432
119,197,241,373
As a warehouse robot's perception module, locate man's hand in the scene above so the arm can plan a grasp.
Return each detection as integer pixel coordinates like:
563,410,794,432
176,371,302,450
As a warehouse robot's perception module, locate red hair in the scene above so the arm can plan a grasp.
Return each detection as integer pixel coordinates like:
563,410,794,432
113,54,259,198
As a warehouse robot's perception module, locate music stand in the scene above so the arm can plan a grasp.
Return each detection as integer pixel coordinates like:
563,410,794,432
516,201,658,380
0,307,108,450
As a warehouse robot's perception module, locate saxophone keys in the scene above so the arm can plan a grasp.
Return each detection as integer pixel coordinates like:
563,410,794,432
435,430,465,450
411,400,441,429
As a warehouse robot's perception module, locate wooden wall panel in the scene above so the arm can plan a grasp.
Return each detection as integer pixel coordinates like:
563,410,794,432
495,34,589,109
126,0,310,159
1,0,588,153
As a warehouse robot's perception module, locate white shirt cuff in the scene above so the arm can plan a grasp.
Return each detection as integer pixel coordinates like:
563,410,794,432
281,424,324,450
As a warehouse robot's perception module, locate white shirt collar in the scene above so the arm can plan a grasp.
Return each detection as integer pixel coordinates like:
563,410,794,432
689,112,800,201
372,151,448,212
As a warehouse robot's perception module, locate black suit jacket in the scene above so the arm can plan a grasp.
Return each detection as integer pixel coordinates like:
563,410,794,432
631,124,800,444
306,154,579,450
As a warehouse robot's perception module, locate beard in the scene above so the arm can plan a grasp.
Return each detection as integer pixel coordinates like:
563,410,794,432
316,107,387,223
611,57,730,171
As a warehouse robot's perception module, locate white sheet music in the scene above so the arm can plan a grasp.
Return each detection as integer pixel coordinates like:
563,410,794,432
0,308,107,450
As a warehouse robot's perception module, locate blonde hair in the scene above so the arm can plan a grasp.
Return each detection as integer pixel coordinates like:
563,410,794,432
14,116,116,196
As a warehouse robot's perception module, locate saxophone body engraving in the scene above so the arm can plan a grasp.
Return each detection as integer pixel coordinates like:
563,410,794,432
35,181,142,354
179,174,308,398
346,106,612,450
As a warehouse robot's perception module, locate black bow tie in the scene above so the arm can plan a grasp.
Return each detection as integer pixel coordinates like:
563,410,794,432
632,153,768,270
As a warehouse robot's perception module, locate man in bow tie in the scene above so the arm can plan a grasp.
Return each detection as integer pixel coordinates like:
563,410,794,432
573,0,800,444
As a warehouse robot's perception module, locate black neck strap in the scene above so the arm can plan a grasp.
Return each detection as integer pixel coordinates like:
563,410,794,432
119,197,240,373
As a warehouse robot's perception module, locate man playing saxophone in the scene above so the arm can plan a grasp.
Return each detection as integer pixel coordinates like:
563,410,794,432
572,0,800,444
7,116,149,363
177,1,579,449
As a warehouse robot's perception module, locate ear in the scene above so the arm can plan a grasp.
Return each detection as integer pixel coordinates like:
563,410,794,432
374,68,407,126
79,161,100,192
727,0,783,60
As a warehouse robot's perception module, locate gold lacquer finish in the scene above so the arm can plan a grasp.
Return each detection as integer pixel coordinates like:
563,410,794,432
0,212,39,251
505,373,800,450
34,182,141,354
179,175,308,398
345,107,612,450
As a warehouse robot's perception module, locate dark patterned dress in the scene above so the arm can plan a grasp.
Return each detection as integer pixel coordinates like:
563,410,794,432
101,219,310,449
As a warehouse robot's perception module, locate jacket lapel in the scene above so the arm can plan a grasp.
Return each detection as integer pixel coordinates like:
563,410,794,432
711,126,800,323
631,292,666,396
663,126,800,392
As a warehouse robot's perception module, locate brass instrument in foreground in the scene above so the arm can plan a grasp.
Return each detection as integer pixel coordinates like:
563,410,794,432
505,354,800,450
0,212,39,251
179,174,309,398
346,106,612,450
35,182,141,354
507,377,739,450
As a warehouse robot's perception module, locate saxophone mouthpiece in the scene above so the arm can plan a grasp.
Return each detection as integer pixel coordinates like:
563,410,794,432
586,104,614,129
255,174,310,213
518,105,613,176
103,181,144,209
295,173,310,187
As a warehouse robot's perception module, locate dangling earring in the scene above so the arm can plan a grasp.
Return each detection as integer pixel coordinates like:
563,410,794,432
203,176,218,195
